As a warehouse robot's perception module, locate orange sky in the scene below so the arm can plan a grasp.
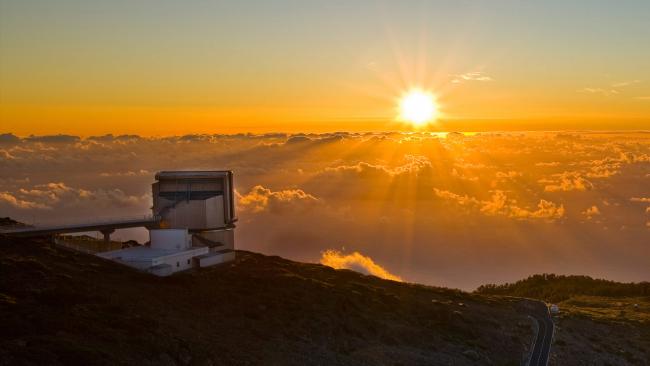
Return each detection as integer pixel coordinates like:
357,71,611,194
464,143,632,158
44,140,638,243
1,1,650,135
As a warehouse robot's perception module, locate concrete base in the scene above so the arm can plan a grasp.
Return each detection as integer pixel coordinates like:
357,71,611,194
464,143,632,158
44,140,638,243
195,249,235,268
148,263,173,277
97,245,208,276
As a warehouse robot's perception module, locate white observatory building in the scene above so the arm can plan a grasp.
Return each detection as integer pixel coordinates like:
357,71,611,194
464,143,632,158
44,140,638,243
98,171,237,276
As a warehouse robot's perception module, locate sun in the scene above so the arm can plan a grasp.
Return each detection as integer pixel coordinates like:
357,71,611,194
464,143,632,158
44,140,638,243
398,89,438,126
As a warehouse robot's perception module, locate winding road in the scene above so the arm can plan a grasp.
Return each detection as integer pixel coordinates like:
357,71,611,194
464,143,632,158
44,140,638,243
528,303,554,366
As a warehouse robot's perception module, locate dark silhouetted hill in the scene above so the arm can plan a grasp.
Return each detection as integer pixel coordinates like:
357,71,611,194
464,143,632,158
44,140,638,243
476,274,650,302
0,235,533,366
0,217,28,228
476,274,650,364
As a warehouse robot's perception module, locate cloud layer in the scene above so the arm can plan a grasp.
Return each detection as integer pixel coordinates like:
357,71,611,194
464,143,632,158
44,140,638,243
1,131,649,289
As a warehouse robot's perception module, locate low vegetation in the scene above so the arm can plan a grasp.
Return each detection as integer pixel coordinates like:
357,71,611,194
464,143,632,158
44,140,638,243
476,274,650,302
0,235,533,366
476,274,650,365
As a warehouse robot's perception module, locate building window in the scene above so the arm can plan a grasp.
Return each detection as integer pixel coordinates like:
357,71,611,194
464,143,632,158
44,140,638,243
176,261,179,267
187,259,190,265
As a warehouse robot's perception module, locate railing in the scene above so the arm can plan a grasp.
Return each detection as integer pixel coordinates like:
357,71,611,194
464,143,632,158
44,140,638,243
25,214,159,229
0,214,161,236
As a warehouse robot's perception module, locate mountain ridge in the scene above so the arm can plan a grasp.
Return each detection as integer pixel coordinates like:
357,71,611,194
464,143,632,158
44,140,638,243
0,235,533,366
476,273,650,302
2,223,649,365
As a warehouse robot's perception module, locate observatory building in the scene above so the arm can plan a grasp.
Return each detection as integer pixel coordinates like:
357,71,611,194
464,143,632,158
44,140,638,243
98,171,237,276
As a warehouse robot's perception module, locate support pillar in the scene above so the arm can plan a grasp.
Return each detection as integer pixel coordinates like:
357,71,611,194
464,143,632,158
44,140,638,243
100,229,115,244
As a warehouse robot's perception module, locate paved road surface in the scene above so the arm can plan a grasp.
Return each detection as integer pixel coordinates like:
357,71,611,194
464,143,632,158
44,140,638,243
528,303,554,366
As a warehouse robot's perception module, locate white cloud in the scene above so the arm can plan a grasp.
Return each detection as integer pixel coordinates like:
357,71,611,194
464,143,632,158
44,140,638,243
0,192,50,210
451,168,479,182
237,185,319,213
16,182,149,209
611,80,640,88
0,149,17,160
324,155,431,178
580,80,640,97
535,162,561,167
579,88,619,96
544,174,593,192
100,170,150,177
320,250,402,282
582,205,601,219
495,171,522,180
451,71,493,84
434,188,565,222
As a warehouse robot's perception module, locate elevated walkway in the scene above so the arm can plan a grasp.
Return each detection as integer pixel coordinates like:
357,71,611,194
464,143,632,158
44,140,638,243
0,215,161,241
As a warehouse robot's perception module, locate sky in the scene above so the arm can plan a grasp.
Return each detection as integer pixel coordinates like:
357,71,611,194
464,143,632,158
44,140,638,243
2,0,650,135
1,2,649,289
1,131,649,289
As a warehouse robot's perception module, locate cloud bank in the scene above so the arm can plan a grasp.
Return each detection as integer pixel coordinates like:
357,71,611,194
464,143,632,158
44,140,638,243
320,250,402,282
1,131,649,289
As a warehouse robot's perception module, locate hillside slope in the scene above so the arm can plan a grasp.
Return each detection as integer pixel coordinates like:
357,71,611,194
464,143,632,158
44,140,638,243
476,274,650,302
477,274,650,365
0,236,533,366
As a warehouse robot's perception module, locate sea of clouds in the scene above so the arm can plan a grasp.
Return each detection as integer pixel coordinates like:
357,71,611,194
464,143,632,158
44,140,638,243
1,131,649,289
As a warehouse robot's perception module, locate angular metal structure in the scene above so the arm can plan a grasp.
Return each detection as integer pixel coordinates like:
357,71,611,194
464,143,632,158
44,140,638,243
152,171,236,230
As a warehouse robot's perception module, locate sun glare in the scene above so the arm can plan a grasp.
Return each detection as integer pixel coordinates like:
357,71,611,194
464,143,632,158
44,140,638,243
398,89,438,127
